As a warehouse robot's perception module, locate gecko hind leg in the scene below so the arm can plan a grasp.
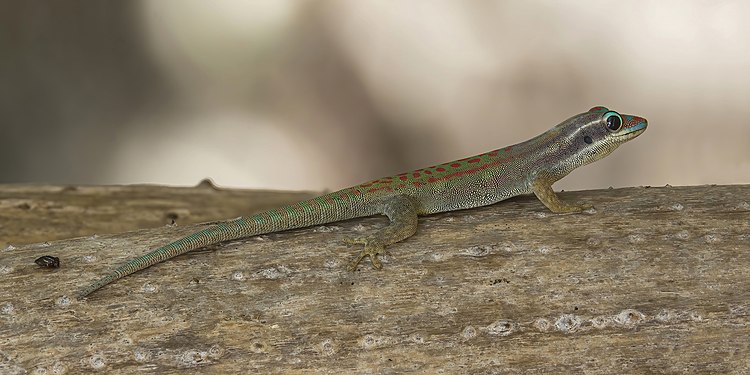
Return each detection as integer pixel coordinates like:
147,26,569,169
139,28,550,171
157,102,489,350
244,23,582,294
346,195,419,271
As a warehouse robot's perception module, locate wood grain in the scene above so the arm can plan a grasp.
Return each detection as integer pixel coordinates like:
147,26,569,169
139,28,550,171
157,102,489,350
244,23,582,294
0,184,748,374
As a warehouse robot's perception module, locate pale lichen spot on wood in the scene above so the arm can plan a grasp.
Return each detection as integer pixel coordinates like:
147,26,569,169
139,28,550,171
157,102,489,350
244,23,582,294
313,225,339,233
533,318,552,332
627,233,646,244
249,341,268,354
142,283,157,294
655,309,673,322
460,244,498,257
179,349,211,367
614,309,646,328
1,302,14,315
359,334,390,350
555,314,582,334
590,315,612,329
674,230,690,240
319,339,335,356
133,348,150,362
461,326,477,339
409,333,426,344
56,295,71,307
230,271,245,281
689,311,704,322
485,320,517,336
88,355,105,370
703,234,721,243
537,245,551,254
258,266,289,279
586,237,601,247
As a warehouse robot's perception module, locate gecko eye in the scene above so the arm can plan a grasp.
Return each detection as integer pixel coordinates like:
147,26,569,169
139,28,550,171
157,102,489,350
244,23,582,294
603,111,622,132
584,135,593,144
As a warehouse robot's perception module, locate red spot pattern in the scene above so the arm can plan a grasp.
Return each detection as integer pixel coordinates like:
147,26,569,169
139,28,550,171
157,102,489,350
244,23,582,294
440,158,507,182
353,147,521,193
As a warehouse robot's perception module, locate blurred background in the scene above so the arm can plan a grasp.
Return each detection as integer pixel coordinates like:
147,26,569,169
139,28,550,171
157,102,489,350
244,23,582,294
1,1,748,192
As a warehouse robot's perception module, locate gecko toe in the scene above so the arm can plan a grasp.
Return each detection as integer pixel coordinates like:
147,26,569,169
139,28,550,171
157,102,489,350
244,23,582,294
345,238,386,271
343,237,366,246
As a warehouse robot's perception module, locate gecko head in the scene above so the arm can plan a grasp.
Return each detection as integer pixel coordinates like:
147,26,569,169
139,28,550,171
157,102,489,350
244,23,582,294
553,106,647,171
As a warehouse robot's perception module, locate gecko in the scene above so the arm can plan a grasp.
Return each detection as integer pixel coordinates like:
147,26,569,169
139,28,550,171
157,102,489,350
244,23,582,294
78,106,647,298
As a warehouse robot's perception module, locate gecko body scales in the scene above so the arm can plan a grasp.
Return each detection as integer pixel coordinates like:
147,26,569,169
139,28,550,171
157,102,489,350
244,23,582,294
79,106,647,298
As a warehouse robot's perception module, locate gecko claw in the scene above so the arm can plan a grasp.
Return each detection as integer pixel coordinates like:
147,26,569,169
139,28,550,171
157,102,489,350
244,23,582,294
575,203,594,212
344,237,387,271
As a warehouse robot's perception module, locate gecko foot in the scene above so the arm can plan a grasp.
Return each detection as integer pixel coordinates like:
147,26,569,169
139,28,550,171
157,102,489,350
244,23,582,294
343,237,389,271
573,203,595,212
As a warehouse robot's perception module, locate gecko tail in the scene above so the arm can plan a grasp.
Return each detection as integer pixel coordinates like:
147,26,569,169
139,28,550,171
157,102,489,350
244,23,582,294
76,199,356,299
77,239,192,299
77,272,121,299
77,219,252,299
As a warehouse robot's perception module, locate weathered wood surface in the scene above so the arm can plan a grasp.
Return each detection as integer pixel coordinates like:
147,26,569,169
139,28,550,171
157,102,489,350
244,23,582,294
0,184,748,374
0,181,315,249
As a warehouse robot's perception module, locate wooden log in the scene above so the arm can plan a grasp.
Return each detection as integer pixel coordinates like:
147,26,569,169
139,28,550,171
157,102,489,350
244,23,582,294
0,184,748,373
0,180,315,249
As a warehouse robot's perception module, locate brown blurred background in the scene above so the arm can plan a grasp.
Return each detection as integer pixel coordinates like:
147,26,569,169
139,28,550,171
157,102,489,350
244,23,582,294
1,1,748,192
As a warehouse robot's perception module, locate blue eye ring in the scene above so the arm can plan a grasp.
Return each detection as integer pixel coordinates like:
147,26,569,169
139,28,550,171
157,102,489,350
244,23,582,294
603,111,622,132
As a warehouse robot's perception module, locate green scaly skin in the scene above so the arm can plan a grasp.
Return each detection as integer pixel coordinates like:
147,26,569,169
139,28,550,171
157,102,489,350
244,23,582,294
78,106,647,299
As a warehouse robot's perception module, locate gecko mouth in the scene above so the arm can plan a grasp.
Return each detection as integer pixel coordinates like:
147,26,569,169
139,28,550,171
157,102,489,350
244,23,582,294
615,121,647,140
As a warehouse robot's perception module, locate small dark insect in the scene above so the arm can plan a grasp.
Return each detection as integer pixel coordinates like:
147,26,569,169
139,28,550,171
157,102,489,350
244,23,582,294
35,255,60,268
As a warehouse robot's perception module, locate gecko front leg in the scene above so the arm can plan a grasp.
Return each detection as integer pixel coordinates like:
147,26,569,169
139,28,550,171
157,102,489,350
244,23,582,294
532,175,593,213
346,195,419,270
